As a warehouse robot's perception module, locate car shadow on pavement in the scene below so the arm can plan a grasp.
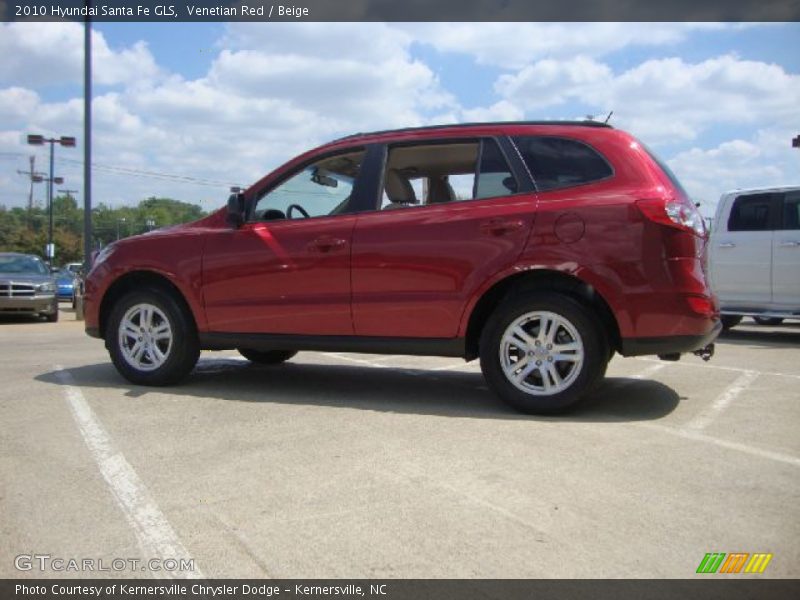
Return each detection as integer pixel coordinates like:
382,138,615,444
36,356,680,423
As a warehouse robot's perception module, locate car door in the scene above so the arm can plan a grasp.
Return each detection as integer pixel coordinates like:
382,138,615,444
202,148,366,335
350,137,535,338
711,192,777,306
772,190,800,308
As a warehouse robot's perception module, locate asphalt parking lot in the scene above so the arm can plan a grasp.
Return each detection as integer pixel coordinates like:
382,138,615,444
2,307,798,579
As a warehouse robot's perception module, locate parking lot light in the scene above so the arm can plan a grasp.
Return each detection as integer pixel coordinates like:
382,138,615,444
26,134,77,260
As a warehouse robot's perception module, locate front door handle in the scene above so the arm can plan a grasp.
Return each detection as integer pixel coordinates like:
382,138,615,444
777,241,800,248
718,242,736,249
309,236,347,253
480,218,525,237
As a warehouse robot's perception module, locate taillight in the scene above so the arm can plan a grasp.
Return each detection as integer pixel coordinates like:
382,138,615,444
686,294,717,317
636,198,706,237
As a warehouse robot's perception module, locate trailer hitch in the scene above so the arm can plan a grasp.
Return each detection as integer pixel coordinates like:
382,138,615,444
693,343,715,362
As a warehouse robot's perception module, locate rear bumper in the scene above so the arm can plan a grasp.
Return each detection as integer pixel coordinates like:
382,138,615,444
620,319,721,357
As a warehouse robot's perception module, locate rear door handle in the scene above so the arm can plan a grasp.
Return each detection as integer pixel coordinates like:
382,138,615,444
309,236,347,253
777,241,800,248
480,218,525,236
718,242,736,249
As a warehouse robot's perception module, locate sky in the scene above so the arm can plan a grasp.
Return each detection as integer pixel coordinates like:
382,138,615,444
0,21,798,219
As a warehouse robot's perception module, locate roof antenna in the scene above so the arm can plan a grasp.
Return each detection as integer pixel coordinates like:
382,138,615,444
604,111,614,124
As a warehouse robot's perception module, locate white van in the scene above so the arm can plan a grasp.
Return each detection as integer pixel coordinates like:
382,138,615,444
709,186,800,329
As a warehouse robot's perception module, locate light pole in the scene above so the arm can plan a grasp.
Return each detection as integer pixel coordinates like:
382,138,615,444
27,135,76,261
116,218,127,241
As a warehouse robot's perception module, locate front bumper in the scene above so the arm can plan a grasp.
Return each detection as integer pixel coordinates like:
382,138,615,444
57,287,74,300
0,295,57,314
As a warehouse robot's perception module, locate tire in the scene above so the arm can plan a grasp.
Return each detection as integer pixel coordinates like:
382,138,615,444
479,292,608,414
753,316,783,326
106,288,200,386
720,315,742,331
44,309,59,322
238,348,297,364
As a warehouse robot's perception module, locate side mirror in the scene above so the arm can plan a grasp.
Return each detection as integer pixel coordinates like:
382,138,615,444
226,193,245,228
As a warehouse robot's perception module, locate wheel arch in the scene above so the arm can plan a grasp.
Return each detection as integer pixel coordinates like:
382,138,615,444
98,270,199,341
463,269,621,360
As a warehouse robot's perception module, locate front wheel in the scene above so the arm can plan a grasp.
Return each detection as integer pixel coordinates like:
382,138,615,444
107,289,200,386
238,348,297,364
480,292,608,414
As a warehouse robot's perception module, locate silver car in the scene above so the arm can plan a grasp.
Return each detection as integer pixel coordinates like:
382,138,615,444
0,253,59,322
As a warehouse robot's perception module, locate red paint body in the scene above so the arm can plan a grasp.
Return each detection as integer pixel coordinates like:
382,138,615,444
84,123,719,355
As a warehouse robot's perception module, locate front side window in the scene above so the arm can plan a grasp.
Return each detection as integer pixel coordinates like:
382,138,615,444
253,149,365,221
379,138,517,210
512,136,613,192
728,193,774,232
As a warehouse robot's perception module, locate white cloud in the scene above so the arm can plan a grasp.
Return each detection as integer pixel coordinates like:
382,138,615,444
668,129,799,217
0,23,160,88
405,22,732,69
495,57,612,108
495,54,800,144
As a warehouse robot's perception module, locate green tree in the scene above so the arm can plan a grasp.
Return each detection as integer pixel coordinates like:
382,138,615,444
0,196,208,264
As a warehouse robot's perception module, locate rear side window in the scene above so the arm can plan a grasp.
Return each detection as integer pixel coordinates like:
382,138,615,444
727,193,775,232
378,138,517,209
782,191,800,230
512,136,612,192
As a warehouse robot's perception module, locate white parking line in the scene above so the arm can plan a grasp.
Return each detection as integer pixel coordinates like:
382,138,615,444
322,352,393,370
611,362,667,387
630,362,667,380
634,356,800,380
639,422,800,468
686,370,760,431
618,363,800,469
55,365,203,579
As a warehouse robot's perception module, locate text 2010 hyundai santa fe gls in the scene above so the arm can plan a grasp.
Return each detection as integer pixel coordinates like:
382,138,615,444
84,121,720,414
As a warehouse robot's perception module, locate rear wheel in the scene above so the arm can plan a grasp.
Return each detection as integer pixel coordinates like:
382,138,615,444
238,349,297,364
720,315,742,331
480,292,608,414
107,288,199,385
753,316,783,326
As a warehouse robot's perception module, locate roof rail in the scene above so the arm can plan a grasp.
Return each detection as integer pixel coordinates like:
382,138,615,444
331,120,612,143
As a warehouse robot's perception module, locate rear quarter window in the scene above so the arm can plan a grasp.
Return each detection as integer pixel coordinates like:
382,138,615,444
511,136,613,192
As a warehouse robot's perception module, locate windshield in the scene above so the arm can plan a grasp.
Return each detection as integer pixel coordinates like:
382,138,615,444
0,255,49,275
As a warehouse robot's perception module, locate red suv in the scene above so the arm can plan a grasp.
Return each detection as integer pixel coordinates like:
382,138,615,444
84,121,720,413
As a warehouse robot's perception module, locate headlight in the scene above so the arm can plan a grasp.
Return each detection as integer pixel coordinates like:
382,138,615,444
38,282,56,293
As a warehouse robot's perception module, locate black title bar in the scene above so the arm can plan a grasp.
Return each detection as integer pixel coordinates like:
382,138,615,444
3,579,800,600
3,0,800,22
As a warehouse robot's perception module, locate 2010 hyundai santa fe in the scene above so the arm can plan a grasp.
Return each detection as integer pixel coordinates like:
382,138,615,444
84,121,720,414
